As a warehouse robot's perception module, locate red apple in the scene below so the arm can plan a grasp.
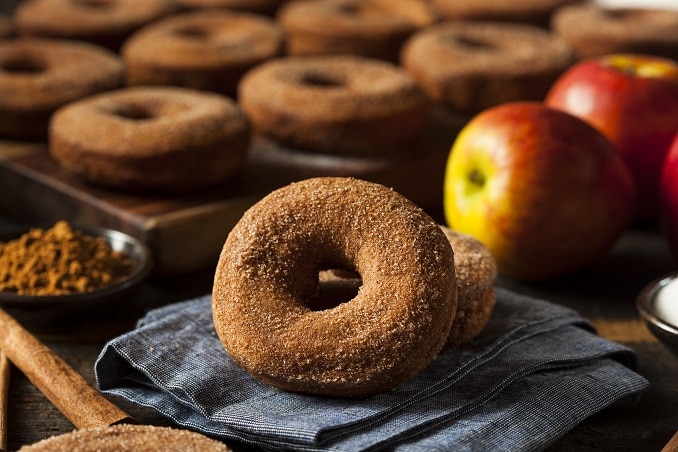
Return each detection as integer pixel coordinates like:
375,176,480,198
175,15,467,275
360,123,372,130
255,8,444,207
443,102,636,281
660,133,678,260
545,54,678,222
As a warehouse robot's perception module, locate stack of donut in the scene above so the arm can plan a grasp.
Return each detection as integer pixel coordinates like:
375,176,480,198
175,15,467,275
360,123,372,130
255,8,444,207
212,177,498,397
4,0,677,194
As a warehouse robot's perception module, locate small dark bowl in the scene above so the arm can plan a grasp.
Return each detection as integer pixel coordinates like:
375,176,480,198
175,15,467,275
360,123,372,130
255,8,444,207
637,272,678,356
0,225,154,334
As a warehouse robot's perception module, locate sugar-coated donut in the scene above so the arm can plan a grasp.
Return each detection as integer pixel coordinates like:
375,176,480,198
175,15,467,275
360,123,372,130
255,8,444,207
238,55,431,155
49,86,250,192
19,425,231,452
0,38,123,140
439,226,497,349
278,0,439,62
14,0,178,51
552,4,678,60
431,0,583,27
178,0,285,16
401,22,575,113
122,11,284,98
212,177,457,397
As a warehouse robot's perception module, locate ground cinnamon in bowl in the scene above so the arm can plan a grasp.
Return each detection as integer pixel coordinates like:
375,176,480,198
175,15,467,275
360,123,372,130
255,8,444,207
0,221,134,296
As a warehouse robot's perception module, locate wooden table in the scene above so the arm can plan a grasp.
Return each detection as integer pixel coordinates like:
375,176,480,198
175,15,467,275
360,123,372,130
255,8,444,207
2,215,676,451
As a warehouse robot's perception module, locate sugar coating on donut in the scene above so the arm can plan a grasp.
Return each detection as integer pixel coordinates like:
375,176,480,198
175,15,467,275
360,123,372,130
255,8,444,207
401,22,575,112
439,226,497,348
552,5,678,60
49,86,250,192
212,177,457,397
238,55,430,154
19,425,231,452
278,0,440,62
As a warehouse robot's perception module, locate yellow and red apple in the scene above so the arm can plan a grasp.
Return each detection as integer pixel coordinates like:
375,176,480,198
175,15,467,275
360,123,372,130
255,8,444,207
545,54,678,222
660,133,678,260
443,102,636,281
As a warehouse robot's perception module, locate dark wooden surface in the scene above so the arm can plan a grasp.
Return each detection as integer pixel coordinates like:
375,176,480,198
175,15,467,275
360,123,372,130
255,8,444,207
1,214,677,451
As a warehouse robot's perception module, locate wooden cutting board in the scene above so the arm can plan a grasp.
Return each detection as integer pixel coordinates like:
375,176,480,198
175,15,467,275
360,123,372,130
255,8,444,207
0,107,467,274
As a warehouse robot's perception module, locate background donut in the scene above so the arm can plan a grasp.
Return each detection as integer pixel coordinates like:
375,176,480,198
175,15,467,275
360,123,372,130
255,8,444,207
278,0,440,63
431,0,584,28
0,38,123,140
238,54,431,155
401,21,576,113
552,4,678,60
122,10,284,98
14,0,179,52
49,86,251,192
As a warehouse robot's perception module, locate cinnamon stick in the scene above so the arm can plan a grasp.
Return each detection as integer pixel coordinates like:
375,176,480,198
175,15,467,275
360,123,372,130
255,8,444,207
0,308,133,429
0,351,9,452
662,430,678,452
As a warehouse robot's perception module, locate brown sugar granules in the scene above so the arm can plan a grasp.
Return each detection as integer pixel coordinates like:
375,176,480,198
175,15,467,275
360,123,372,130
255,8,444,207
0,221,134,296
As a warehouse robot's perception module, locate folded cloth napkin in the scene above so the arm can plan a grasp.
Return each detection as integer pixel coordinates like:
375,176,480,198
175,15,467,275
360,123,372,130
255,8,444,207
95,288,649,451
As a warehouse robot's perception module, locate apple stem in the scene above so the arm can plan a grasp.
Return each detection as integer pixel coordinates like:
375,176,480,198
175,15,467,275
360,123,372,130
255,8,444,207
468,168,485,187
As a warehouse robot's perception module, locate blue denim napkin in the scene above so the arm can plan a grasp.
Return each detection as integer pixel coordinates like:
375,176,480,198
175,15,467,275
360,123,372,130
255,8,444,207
95,288,649,451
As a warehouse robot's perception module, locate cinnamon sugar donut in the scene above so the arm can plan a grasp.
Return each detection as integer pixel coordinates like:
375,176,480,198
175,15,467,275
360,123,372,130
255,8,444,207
19,424,231,451
14,0,178,51
401,22,576,113
122,11,284,98
0,38,123,140
278,0,439,63
212,177,457,397
439,226,497,349
431,0,583,27
552,4,678,60
178,0,285,16
238,55,431,154
49,86,250,192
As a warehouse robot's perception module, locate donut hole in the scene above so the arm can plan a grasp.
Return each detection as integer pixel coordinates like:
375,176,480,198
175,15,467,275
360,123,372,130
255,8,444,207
602,8,637,21
307,268,361,311
110,104,157,121
298,72,345,88
336,4,361,16
0,56,46,74
450,35,495,52
174,25,212,41
72,0,115,10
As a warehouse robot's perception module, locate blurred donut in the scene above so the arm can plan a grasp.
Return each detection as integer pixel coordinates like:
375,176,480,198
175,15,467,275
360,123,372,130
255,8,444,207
177,0,285,16
431,0,584,27
14,0,178,51
50,86,250,192
401,22,575,113
278,0,439,62
0,38,123,140
552,4,678,60
123,10,284,98
238,55,430,154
